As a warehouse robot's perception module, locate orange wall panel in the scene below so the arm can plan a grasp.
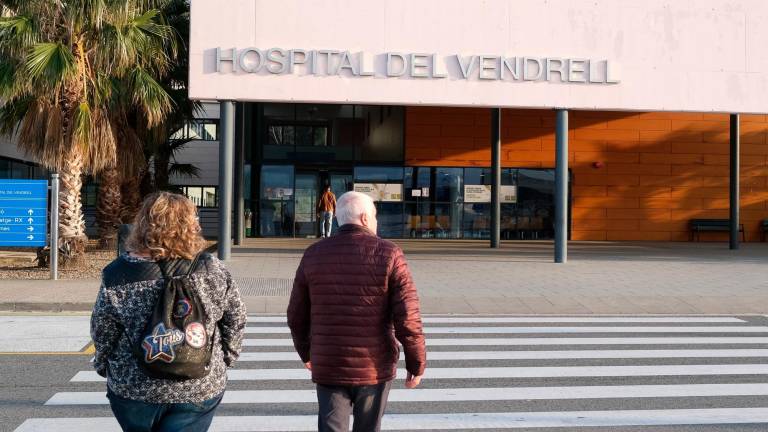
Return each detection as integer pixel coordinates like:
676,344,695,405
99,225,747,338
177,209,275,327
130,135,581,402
405,107,768,242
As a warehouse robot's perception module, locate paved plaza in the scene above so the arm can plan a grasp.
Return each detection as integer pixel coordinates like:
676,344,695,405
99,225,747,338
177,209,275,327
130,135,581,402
2,240,767,314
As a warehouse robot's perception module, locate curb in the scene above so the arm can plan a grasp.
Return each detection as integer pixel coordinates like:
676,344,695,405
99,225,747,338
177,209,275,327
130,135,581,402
0,302,94,313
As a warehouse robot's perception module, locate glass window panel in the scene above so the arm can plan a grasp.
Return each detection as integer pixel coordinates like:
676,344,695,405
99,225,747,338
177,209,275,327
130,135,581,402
185,187,203,206
82,180,98,207
502,168,516,185
464,168,492,185
435,168,463,202
403,167,414,189
374,202,404,239
296,104,349,122
433,203,462,239
11,161,27,179
244,164,252,201
336,106,364,148
295,126,313,147
501,203,519,240
313,127,328,147
294,173,318,237
202,187,217,207
403,202,460,239
356,106,404,162
0,159,10,178
203,122,218,141
263,145,294,160
416,167,432,188
187,122,203,140
32,165,47,179
264,103,295,121
329,174,353,194
259,200,294,237
170,125,187,140
517,169,556,240
260,165,294,199
268,126,294,146
404,167,433,199
354,166,404,183
463,203,491,239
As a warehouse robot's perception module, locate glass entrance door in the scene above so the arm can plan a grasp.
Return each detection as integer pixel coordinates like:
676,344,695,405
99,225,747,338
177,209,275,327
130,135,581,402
327,172,353,196
294,172,319,237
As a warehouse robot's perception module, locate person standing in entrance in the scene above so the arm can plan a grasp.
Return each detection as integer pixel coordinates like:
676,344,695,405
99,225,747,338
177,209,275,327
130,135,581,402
316,185,337,237
287,191,426,432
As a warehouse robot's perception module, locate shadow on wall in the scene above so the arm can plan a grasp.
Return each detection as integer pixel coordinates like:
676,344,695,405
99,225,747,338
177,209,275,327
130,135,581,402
405,108,768,242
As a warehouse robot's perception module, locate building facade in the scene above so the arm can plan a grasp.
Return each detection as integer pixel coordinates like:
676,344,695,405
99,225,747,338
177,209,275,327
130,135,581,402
186,1,768,255
207,103,765,242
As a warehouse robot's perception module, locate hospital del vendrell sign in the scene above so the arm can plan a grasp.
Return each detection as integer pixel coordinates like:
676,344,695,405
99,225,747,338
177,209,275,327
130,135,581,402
215,48,620,84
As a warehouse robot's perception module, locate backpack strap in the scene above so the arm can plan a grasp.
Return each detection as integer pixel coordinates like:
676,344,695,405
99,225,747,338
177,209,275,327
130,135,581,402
186,253,202,276
157,253,201,279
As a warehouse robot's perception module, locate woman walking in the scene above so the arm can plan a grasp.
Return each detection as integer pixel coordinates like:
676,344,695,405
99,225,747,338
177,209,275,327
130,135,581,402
91,192,247,431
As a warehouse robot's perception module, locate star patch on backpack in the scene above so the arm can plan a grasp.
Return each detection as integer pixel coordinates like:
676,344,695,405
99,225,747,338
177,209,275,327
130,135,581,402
142,323,185,363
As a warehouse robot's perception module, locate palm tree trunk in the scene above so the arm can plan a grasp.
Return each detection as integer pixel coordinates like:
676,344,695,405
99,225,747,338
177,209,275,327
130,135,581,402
58,145,87,267
96,166,121,249
119,169,143,224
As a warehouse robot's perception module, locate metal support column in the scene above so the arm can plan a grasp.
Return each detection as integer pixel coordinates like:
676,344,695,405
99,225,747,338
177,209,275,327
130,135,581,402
730,113,740,250
233,103,245,245
50,173,59,280
555,109,569,263
490,108,501,248
218,101,235,260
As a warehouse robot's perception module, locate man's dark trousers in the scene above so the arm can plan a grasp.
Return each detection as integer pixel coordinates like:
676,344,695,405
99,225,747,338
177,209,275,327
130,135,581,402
316,381,393,432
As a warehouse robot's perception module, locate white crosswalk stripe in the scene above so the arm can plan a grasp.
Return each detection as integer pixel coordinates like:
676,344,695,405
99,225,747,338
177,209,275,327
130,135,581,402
245,325,768,334
17,408,768,431
244,336,768,346
70,364,768,382
248,316,748,324
14,314,768,431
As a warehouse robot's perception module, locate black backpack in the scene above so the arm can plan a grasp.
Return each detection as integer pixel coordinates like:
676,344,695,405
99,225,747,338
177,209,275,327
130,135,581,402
133,254,215,380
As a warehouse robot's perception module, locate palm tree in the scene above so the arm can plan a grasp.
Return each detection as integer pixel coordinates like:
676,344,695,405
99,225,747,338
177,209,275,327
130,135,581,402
0,1,176,264
122,0,199,218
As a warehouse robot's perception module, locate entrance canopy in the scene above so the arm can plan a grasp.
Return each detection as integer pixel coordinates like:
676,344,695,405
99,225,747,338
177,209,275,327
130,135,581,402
189,0,768,114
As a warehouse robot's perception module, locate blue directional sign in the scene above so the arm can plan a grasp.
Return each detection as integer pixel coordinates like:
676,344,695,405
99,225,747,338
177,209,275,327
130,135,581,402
0,180,48,247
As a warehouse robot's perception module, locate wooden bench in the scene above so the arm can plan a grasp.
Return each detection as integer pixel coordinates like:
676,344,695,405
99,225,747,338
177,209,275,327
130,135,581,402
690,219,745,242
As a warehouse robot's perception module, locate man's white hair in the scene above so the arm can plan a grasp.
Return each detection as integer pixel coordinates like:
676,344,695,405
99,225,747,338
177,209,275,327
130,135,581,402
335,191,376,226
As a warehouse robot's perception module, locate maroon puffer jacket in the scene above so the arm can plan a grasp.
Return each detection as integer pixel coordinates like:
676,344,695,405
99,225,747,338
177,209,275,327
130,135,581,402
287,224,426,386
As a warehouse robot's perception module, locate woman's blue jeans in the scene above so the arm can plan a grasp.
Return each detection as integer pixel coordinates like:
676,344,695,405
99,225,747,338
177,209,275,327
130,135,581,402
107,389,222,432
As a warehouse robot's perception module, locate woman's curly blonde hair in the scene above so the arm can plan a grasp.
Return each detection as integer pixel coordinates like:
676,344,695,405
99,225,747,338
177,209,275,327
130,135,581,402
126,192,207,260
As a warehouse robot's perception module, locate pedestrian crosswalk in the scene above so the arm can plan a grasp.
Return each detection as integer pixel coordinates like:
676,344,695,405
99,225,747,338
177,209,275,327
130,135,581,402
14,314,768,431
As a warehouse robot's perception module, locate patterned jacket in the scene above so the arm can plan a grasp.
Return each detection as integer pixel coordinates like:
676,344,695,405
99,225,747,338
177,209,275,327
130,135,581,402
91,252,247,403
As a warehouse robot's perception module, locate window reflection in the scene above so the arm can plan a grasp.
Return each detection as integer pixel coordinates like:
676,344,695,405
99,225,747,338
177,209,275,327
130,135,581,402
251,163,559,240
260,165,295,237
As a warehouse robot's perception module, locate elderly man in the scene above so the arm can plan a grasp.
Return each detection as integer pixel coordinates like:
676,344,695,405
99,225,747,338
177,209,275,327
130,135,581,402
287,191,426,432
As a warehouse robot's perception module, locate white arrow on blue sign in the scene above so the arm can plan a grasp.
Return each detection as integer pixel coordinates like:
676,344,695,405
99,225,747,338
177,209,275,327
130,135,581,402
0,180,48,247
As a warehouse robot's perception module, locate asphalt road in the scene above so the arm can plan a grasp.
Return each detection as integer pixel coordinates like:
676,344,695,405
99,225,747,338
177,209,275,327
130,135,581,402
5,314,768,431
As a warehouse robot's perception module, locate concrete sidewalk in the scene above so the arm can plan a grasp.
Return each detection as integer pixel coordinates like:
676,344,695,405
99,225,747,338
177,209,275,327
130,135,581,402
1,241,767,314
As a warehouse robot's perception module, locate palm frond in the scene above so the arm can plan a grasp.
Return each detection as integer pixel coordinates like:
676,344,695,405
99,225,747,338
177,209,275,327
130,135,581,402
0,59,26,99
127,66,173,126
26,42,76,90
168,162,200,178
72,101,92,147
0,15,38,55
0,96,30,135
84,107,116,172
17,100,63,169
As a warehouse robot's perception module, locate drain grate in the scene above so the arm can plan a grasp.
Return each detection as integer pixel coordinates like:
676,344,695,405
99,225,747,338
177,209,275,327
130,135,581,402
236,277,293,296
